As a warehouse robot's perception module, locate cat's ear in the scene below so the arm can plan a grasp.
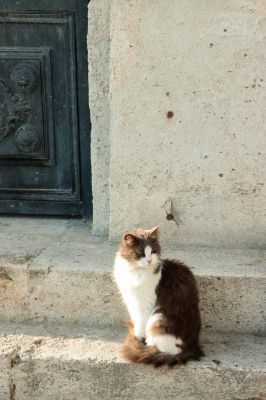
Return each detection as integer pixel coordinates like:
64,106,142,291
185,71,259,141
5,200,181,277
148,226,159,239
123,233,136,246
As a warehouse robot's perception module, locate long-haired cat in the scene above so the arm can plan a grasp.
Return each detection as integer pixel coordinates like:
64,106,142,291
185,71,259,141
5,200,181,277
113,227,204,367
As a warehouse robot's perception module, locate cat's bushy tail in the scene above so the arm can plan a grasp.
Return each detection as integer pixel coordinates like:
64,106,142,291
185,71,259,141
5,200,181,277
121,321,202,368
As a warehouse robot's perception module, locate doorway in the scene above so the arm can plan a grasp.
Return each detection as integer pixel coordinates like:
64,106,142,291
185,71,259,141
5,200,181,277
0,0,91,217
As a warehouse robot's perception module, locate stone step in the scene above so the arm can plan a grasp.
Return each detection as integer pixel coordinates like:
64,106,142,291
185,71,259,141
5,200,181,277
0,322,265,400
0,217,265,335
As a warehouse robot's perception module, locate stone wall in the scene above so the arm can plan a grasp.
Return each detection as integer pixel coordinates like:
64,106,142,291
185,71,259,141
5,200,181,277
88,0,111,236
89,0,266,248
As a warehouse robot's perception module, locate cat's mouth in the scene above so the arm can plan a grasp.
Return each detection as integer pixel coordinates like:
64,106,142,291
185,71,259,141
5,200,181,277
137,261,155,268
147,261,159,269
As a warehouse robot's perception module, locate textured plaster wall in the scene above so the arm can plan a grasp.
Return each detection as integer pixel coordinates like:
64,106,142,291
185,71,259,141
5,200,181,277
88,0,111,236
89,0,266,248
106,0,266,248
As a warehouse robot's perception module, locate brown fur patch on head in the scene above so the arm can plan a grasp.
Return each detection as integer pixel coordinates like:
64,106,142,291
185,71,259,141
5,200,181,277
119,227,161,262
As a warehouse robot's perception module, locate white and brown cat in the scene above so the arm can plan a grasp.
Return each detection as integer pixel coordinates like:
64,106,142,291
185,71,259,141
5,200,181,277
113,227,204,367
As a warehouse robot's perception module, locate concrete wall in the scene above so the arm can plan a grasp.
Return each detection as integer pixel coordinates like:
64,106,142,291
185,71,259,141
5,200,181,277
89,0,266,249
88,0,111,236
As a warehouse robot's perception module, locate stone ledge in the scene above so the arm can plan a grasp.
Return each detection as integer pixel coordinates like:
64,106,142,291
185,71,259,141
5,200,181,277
0,322,265,400
0,217,265,334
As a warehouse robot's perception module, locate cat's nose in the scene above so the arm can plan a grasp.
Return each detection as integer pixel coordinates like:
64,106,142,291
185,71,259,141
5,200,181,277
147,259,152,265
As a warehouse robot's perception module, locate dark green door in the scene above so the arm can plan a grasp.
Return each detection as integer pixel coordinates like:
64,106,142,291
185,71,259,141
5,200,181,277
0,0,91,217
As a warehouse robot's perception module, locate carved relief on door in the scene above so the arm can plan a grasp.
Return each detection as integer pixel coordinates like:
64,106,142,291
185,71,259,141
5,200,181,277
0,49,55,165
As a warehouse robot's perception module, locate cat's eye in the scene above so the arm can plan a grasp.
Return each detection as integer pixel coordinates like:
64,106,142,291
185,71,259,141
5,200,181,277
151,250,156,254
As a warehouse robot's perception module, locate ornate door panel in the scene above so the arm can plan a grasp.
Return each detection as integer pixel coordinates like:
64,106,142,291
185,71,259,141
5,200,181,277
0,0,91,216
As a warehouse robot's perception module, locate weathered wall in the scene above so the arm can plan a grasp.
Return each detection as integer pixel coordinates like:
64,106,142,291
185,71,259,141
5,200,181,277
90,0,266,248
88,0,111,236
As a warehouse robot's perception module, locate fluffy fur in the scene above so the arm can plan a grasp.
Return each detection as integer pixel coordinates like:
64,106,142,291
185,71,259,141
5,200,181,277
122,321,200,367
113,227,204,367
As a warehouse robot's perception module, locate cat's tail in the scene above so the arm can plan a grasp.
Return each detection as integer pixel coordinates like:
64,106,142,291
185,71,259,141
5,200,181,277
121,321,203,368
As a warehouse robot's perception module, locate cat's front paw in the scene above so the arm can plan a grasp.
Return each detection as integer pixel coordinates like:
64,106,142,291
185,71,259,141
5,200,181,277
134,325,145,339
134,335,146,344
139,336,146,345
133,330,147,344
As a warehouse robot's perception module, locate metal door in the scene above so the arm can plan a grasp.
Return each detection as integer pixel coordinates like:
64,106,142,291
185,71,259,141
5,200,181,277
0,0,91,216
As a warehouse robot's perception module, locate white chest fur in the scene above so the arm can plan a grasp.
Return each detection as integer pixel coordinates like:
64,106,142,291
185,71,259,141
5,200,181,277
113,254,161,339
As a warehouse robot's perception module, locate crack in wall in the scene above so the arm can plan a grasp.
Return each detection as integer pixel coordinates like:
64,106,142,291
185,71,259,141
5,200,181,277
0,267,13,282
9,376,16,400
162,198,183,228
5,350,22,400
25,248,46,272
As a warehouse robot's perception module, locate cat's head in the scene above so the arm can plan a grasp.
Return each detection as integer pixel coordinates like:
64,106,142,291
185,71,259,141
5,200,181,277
119,227,161,269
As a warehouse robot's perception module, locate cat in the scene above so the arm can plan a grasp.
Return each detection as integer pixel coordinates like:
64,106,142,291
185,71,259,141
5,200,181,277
113,226,204,367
